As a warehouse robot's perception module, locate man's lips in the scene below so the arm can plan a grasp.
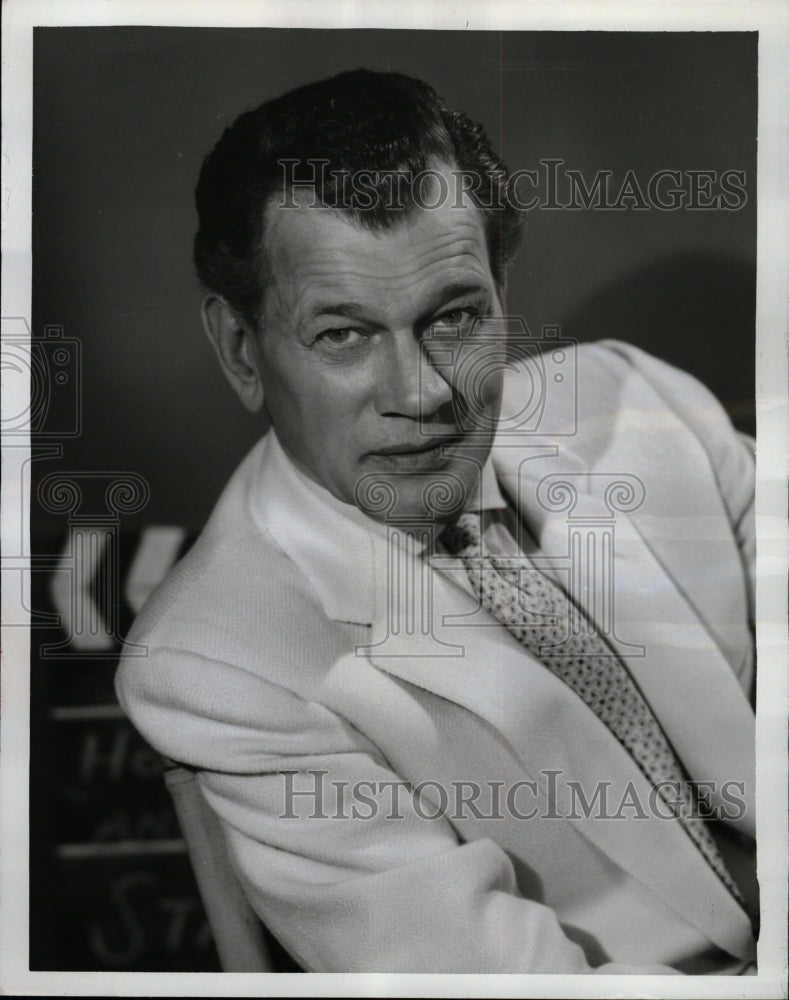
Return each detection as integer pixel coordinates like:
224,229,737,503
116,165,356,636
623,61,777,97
369,434,465,456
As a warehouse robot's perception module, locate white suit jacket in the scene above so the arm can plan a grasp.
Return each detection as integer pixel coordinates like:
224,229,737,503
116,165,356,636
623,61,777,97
115,340,757,974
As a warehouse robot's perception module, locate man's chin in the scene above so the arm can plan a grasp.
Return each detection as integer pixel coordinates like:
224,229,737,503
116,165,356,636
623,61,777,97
353,457,480,526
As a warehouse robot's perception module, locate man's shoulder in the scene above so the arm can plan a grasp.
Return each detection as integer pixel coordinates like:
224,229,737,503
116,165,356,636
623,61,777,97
114,437,362,764
507,336,721,411
125,515,313,647
120,433,353,688
114,517,363,769
495,337,754,533
500,337,740,453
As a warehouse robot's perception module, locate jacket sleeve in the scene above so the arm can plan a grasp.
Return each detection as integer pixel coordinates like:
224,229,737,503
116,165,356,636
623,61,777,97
116,645,679,975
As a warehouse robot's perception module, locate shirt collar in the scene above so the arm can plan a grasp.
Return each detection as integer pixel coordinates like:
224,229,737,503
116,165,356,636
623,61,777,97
248,430,505,624
474,453,508,512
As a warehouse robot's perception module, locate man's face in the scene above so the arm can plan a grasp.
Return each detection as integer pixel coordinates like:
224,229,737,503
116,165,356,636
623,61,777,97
252,165,505,523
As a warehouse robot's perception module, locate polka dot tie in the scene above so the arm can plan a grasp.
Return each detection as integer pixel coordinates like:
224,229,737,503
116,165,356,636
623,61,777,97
440,511,745,905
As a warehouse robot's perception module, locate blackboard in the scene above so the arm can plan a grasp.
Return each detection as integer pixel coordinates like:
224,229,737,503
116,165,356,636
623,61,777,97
29,527,221,971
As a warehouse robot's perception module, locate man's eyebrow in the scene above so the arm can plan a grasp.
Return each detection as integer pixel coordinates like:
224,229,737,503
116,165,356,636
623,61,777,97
429,282,491,309
308,301,368,321
307,282,491,323
416,282,493,327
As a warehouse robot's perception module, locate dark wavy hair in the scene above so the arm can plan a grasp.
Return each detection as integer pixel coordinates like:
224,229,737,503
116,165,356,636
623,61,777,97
194,69,524,328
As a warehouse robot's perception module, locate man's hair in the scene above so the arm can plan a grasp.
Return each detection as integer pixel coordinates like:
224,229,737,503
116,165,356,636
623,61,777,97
194,69,524,328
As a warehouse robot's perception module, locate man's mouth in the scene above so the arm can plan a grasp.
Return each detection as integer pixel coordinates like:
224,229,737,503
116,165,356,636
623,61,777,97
371,433,465,457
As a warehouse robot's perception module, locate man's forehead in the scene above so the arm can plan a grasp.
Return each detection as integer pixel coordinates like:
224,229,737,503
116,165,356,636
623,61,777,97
263,187,491,290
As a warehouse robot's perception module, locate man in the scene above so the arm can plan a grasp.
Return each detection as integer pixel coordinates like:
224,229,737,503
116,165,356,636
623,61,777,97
115,69,758,974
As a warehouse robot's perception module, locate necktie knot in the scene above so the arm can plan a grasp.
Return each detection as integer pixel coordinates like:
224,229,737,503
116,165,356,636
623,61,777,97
439,512,481,556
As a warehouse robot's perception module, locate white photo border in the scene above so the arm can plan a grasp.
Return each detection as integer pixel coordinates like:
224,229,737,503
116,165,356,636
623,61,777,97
2,1,786,997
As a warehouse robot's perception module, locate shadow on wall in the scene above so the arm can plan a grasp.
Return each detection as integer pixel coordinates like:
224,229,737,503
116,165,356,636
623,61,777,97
559,252,756,436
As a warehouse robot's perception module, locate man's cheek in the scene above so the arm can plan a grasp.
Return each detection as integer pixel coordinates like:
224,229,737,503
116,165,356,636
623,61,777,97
452,347,503,433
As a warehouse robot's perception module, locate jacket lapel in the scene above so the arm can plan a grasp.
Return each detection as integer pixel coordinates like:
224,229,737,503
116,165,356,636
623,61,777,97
491,417,755,841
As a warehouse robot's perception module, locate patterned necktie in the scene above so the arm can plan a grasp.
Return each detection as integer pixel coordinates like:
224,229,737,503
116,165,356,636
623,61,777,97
440,511,744,905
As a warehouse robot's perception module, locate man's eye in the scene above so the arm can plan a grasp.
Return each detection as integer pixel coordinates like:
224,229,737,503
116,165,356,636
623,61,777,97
317,328,364,348
431,308,478,333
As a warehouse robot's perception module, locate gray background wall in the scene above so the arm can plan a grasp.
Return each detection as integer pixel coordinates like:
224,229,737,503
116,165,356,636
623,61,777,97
33,28,757,533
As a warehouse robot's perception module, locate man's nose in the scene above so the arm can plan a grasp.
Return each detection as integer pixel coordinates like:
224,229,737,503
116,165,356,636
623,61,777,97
376,330,454,418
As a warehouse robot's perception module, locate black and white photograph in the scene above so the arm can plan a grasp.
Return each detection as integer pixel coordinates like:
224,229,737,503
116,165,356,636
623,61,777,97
1,1,787,996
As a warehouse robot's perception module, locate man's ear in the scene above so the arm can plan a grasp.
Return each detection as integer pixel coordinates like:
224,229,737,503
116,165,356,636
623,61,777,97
200,294,265,413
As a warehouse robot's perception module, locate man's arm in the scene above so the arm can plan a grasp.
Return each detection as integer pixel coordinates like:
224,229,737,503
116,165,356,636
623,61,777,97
117,644,678,975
